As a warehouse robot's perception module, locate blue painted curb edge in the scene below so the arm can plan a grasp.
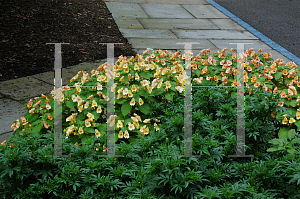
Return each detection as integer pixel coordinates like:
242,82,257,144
206,0,300,66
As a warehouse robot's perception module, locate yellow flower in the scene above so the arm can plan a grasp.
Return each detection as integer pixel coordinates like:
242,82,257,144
139,98,144,106
165,81,171,89
289,118,296,124
118,130,124,138
107,115,117,127
78,105,84,112
133,121,139,129
175,86,184,93
134,63,139,70
131,116,138,123
84,101,89,109
97,83,103,91
296,110,300,120
131,84,137,92
147,86,153,94
130,98,135,106
72,95,78,102
144,127,149,135
87,95,94,100
157,81,163,88
92,100,97,108
44,121,50,129
133,113,142,122
128,90,133,98
143,119,151,123
128,122,135,131
95,129,101,138
124,130,129,139
87,112,95,121
124,67,129,73
78,127,84,135
97,105,102,113
123,88,129,95
117,120,124,129
282,117,288,124
140,125,146,133
85,120,91,127
46,103,51,110
135,73,140,81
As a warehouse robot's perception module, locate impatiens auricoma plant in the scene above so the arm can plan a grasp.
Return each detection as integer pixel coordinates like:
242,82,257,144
2,48,300,156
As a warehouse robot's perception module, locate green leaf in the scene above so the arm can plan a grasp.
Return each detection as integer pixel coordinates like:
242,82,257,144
278,146,285,151
267,147,278,152
124,118,133,126
128,136,138,145
28,114,39,123
290,100,298,107
76,112,86,122
276,161,287,164
278,127,289,139
275,72,282,80
287,129,296,140
287,148,296,154
115,132,119,143
195,69,201,77
66,100,75,109
91,110,100,121
31,123,43,134
81,134,93,145
286,153,295,159
138,88,152,97
47,120,54,129
97,123,107,133
290,138,300,145
31,119,42,127
152,88,164,97
139,103,151,115
133,94,140,104
121,101,132,117
116,98,127,105
268,138,282,145
165,92,175,102
139,71,152,80
83,127,95,134
231,92,237,99
145,96,157,103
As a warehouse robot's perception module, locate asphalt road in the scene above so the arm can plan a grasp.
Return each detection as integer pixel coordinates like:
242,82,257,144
210,0,300,65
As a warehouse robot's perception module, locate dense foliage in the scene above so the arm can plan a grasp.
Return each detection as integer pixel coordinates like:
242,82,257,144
1,49,300,198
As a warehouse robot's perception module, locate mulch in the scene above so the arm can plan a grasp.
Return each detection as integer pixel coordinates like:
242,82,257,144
0,0,138,83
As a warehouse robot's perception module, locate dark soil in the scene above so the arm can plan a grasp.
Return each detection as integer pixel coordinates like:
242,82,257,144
0,0,137,83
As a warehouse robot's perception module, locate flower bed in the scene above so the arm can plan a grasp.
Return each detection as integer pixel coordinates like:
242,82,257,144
1,48,300,198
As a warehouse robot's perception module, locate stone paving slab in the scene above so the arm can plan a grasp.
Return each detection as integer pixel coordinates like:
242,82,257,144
172,29,258,39
133,48,219,57
209,19,246,30
105,2,149,18
128,38,217,50
145,0,208,4
138,18,219,29
209,39,273,52
104,0,147,2
182,4,229,18
0,96,28,136
140,4,194,18
119,28,178,38
0,77,54,102
114,17,144,29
